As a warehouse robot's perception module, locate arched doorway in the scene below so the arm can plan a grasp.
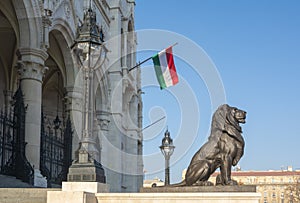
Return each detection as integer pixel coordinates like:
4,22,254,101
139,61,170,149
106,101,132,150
40,30,73,187
0,8,18,110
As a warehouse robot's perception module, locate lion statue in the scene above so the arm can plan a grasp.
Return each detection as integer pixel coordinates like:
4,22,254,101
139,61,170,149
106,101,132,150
174,104,246,186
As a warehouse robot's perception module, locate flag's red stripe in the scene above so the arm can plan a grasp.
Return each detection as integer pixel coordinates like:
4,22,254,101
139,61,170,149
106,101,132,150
166,47,179,85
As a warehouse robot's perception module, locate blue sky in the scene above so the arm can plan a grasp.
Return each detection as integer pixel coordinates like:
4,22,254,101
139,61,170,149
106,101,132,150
134,1,300,183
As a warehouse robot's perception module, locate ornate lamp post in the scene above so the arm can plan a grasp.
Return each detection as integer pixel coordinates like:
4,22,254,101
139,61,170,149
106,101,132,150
160,130,175,186
67,1,107,183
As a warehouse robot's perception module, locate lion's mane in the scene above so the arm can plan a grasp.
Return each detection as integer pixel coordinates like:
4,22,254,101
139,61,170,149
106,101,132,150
209,104,244,144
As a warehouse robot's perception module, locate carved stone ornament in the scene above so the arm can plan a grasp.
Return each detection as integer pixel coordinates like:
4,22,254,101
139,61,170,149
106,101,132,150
64,1,71,19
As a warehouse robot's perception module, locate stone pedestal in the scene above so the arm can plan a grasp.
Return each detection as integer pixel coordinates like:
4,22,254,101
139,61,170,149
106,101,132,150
67,160,106,182
140,185,257,193
62,182,110,193
47,182,110,203
96,192,261,203
48,185,260,203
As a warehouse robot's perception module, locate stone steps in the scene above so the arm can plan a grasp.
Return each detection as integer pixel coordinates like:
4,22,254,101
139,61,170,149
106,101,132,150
0,188,60,203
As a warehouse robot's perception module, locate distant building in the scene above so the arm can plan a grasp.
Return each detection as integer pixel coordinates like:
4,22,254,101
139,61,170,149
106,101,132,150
209,167,300,203
181,167,300,202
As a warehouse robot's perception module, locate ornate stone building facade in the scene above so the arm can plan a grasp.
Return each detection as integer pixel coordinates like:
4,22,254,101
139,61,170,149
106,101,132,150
0,0,143,192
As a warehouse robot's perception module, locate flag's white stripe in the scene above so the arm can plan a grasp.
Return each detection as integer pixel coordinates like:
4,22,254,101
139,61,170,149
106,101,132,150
158,51,173,87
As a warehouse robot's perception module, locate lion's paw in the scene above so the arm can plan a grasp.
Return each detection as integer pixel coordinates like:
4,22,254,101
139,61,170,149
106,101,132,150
227,180,238,186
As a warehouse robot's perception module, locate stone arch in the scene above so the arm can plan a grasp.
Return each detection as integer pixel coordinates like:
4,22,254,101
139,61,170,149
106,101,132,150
42,23,74,119
95,68,110,131
50,18,76,86
0,1,19,108
95,78,109,113
128,19,134,32
122,83,135,131
129,94,138,127
42,66,64,119
12,0,43,48
0,1,19,43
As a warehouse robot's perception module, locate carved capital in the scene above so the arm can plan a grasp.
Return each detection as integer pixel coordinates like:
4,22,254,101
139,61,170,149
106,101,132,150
64,95,83,112
64,87,84,112
17,61,48,82
16,48,48,82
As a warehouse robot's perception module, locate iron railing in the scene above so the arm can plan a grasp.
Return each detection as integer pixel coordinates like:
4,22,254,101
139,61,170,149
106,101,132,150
0,86,34,184
40,113,72,187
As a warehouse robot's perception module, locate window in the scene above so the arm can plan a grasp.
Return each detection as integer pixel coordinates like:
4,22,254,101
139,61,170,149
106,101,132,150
271,178,275,183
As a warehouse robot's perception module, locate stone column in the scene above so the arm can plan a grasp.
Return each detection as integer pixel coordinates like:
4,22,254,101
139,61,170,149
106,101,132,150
17,48,48,187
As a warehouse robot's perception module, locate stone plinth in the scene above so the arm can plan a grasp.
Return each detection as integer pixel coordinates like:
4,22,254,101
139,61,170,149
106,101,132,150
47,191,96,203
96,192,261,203
62,182,110,193
47,182,110,203
140,185,257,193
47,185,260,203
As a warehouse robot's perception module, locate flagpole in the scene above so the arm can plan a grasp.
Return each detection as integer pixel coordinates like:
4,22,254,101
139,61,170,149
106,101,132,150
128,56,152,72
170,42,178,48
128,42,178,72
142,116,166,131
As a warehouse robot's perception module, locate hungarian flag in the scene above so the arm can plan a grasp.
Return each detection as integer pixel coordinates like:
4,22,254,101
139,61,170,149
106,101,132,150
152,46,179,89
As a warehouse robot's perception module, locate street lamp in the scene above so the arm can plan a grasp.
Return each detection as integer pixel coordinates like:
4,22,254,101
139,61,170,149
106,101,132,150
160,129,175,186
67,1,107,183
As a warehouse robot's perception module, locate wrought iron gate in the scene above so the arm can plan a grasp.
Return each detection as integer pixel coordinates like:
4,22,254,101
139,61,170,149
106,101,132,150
40,113,73,187
0,86,34,184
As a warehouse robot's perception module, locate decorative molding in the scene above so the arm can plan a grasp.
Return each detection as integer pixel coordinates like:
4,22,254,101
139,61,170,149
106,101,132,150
64,1,71,19
17,61,48,82
53,0,64,12
64,95,83,112
16,48,49,81
96,110,110,131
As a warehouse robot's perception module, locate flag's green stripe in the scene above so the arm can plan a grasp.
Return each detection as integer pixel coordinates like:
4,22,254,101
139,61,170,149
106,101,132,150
152,54,167,89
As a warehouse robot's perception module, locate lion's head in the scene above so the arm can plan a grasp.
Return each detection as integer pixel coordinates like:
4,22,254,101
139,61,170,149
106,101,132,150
210,104,246,141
